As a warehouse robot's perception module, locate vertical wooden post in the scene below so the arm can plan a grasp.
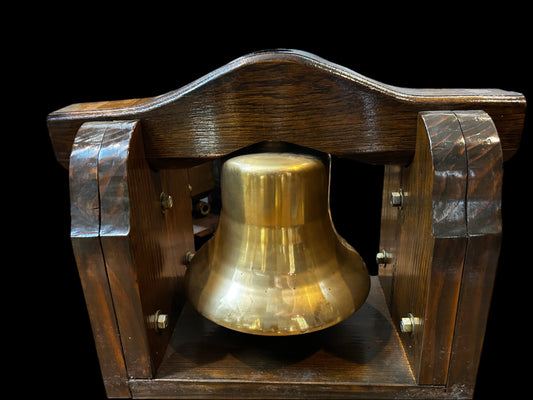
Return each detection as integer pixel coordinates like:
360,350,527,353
69,123,130,398
446,111,502,397
69,120,195,393
379,112,469,384
97,120,195,377
378,110,503,395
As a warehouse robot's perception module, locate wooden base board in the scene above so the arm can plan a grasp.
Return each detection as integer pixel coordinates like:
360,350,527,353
126,276,461,399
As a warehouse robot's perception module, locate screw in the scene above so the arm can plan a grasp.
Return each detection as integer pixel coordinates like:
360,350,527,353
160,192,173,211
376,250,392,265
390,189,404,207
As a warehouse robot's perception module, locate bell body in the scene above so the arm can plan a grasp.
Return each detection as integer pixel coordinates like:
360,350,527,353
185,152,370,335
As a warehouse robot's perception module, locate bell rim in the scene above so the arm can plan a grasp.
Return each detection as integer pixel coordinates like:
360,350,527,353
185,234,370,336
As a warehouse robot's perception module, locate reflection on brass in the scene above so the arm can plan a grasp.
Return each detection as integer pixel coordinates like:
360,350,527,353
185,152,370,335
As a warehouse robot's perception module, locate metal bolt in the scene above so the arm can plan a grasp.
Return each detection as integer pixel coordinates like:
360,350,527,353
160,192,173,211
400,313,420,336
148,310,169,332
390,189,404,208
156,313,169,330
185,251,195,266
376,250,392,265
400,317,413,333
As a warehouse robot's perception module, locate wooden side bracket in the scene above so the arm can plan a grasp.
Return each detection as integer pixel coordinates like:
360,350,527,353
69,122,131,398
379,110,502,396
69,120,195,397
447,111,503,397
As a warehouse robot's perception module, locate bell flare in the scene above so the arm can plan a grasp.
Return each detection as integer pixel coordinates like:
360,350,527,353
184,152,370,335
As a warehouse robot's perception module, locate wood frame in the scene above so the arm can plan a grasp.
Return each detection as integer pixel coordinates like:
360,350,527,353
379,111,503,397
48,50,525,399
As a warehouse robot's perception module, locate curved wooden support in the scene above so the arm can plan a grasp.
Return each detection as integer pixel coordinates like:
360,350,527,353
378,110,502,395
48,49,525,168
447,111,503,396
69,123,130,398
380,111,469,385
69,120,195,395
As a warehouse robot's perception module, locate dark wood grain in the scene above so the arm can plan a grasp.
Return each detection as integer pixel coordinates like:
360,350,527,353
96,120,195,377
447,234,501,398
380,112,469,385
69,123,130,398
47,50,525,169
96,121,153,378
69,120,196,386
131,277,436,399
446,111,503,397
458,111,503,235
129,381,449,400
378,110,505,395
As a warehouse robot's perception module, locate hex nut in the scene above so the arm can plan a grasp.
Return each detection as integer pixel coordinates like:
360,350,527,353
400,313,420,336
400,317,413,333
156,313,169,330
390,189,404,207
376,250,392,265
148,310,169,332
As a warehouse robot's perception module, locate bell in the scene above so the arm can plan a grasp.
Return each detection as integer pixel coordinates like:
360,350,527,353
185,152,370,335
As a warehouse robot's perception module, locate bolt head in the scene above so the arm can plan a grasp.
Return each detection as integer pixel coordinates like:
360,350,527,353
390,190,403,207
160,192,173,211
156,313,169,330
376,250,392,265
400,313,420,335
185,251,195,265
400,317,413,332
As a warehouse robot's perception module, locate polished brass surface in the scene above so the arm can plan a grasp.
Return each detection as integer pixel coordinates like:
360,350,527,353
185,152,370,335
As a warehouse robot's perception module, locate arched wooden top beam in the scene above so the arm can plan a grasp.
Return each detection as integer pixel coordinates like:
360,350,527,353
48,49,526,168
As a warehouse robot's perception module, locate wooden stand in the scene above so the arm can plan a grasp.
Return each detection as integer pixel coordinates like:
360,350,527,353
48,50,525,399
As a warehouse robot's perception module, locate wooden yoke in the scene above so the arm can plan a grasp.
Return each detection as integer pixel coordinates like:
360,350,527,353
49,50,525,399
48,50,525,169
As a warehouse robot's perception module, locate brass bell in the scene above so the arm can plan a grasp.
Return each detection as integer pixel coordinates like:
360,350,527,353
185,152,370,335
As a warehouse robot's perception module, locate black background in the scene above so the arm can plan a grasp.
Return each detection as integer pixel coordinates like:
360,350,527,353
20,8,530,400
